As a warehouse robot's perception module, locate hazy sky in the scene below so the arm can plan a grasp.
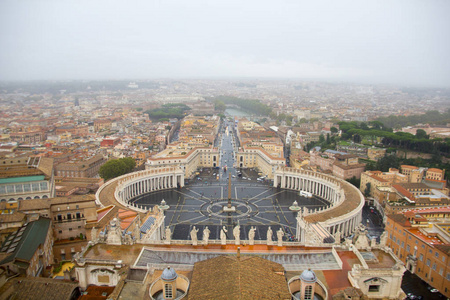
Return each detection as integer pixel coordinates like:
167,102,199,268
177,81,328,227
1,0,449,87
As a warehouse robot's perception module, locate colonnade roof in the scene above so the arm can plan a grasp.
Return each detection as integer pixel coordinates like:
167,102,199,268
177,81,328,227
304,181,363,223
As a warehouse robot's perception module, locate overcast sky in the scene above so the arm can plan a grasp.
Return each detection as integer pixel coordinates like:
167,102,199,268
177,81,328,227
1,0,449,87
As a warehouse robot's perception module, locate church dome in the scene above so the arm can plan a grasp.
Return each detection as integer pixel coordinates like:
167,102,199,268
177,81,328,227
300,269,317,283
161,266,178,282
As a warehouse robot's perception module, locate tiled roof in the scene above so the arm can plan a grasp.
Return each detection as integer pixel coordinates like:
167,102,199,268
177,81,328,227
387,214,411,227
0,277,79,300
187,255,291,300
0,211,26,223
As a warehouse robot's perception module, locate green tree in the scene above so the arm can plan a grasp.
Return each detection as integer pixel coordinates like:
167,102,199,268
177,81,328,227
330,127,338,134
214,100,226,112
376,154,400,172
415,129,428,139
99,157,136,180
319,134,325,144
364,182,371,197
346,176,360,188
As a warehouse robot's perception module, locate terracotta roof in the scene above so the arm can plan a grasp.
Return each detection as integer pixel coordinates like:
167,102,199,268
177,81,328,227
387,214,411,228
0,277,79,300
79,285,114,299
401,165,419,169
370,175,388,182
392,184,416,201
18,199,51,211
37,157,54,178
428,168,443,173
187,255,291,300
0,211,26,223
397,182,430,190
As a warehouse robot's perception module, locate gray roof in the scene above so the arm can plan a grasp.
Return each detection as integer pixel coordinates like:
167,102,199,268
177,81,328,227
161,266,178,281
140,217,155,233
0,217,51,265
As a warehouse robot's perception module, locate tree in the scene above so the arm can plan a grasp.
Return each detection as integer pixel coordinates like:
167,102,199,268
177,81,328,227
347,176,360,188
330,127,338,134
364,182,371,197
213,100,226,112
319,134,325,143
376,154,400,172
99,157,136,180
415,129,428,139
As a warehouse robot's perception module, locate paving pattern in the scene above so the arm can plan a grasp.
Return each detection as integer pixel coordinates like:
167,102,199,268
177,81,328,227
132,119,330,241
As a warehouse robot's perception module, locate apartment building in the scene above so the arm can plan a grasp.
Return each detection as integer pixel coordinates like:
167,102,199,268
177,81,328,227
0,217,54,277
54,154,106,178
386,209,450,297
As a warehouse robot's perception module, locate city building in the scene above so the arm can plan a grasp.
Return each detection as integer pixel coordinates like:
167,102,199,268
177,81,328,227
54,154,106,178
0,217,54,277
0,156,55,202
386,209,450,298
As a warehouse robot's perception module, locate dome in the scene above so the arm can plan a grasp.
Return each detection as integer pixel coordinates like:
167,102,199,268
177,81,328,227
161,266,178,282
300,269,317,283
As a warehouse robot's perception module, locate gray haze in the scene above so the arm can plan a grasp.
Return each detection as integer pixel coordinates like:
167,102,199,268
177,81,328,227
1,0,449,87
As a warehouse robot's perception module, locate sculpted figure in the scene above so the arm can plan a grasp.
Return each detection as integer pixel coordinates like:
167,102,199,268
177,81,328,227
203,226,210,245
248,226,256,245
267,226,273,245
190,226,199,245
220,226,228,245
233,225,240,245
277,228,284,246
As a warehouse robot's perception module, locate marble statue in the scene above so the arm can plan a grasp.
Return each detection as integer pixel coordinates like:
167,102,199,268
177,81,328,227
190,226,199,246
220,226,228,245
267,226,273,245
203,226,210,245
165,226,171,244
248,226,256,245
277,228,284,247
233,225,240,245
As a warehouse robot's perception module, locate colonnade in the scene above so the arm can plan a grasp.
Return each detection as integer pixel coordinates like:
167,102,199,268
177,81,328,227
275,167,364,240
120,174,178,202
276,174,340,204
327,213,362,237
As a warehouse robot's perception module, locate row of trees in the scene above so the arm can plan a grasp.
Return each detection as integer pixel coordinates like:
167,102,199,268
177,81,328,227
338,121,450,156
145,103,191,121
376,109,450,129
99,157,136,181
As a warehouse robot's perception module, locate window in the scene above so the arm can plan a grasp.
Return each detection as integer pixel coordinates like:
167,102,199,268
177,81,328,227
164,284,173,299
435,252,439,258
447,274,450,281
440,268,444,275
407,245,410,252
368,285,380,292
304,285,313,300
432,263,437,271
426,259,431,266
